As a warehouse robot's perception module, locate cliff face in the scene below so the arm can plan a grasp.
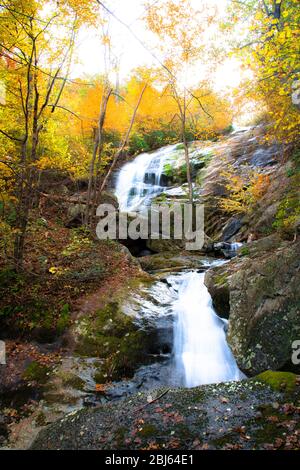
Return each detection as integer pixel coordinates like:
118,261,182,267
199,126,294,243
201,126,300,376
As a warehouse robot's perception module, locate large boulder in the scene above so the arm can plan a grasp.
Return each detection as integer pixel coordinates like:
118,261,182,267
205,236,300,375
31,372,300,450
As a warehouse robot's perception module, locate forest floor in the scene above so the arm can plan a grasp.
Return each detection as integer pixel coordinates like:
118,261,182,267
0,205,143,446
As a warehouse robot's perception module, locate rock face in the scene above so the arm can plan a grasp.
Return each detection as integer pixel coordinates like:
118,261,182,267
205,236,300,375
221,217,243,242
31,372,300,450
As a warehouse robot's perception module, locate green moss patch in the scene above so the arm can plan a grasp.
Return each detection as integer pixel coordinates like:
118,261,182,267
23,361,51,384
256,371,298,393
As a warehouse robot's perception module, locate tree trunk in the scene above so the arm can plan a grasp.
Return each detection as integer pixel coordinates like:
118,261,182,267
97,82,147,204
182,93,193,204
85,85,112,225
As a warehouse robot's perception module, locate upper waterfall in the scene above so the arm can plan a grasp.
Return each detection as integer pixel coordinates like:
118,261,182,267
115,144,178,212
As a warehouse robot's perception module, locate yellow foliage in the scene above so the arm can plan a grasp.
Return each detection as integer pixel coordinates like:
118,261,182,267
228,0,300,143
219,168,271,214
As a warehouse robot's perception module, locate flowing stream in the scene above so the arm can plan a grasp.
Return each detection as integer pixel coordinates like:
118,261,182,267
115,145,243,388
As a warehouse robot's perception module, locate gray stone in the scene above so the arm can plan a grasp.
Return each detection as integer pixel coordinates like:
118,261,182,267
251,146,279,167
205,237,300,375
221,217,243,241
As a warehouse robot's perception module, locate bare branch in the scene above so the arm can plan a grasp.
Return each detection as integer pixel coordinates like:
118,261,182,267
0,129,23,142
50,16,78,114
47,105,82,120
190,93,214,120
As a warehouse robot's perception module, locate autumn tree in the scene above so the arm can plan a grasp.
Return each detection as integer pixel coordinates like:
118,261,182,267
145,0,216,203
84,12,115,225
226,0,300,142
0,0,96,269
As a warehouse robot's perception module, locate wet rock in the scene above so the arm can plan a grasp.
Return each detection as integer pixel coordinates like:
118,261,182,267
205,266,231,318
205,236,300,375
251,146,279,167
71,275,178,383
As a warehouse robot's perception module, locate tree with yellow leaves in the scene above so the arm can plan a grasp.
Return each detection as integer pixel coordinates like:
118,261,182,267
0,0,96,269
226,0,300,142
145,0,218,203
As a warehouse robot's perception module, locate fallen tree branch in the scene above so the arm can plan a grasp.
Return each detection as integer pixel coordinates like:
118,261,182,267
135,389,170,412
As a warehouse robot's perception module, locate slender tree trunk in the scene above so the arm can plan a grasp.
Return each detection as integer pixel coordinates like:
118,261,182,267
85,85,112,225
97,82,147,204
12,25,76,269
182,93,193,204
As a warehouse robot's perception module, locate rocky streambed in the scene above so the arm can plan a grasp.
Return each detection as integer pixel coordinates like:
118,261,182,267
2,239,299,450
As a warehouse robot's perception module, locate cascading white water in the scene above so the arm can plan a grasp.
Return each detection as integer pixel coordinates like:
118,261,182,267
230,242,243,251
115,145,244,389
115,144,178,212
172,271,243,387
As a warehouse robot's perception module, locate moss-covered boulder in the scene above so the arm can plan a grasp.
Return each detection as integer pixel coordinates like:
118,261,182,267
205,236,300,375
73,301,152,382
205,267,231,318
71,274,177,383
256,370,298,393
31,374,300,450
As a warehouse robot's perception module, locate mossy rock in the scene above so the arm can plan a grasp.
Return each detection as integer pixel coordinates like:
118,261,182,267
256,371,298,393
23,361,51,385
206,237,300,375
139,253,189,272
205,266,230,318
60,372,86,391
74,300,152,382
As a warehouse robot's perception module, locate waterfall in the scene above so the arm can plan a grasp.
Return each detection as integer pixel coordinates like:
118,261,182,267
172,271,243,387
115,145,244,389
115,144,178,212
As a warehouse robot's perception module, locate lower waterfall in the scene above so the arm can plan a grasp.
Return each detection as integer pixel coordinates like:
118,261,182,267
172,271,243,387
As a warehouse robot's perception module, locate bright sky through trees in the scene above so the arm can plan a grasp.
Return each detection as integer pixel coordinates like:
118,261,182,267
71,0,245,91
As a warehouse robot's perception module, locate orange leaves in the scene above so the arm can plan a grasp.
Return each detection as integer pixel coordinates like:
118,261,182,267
251,173,270,201
95,383,107,393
